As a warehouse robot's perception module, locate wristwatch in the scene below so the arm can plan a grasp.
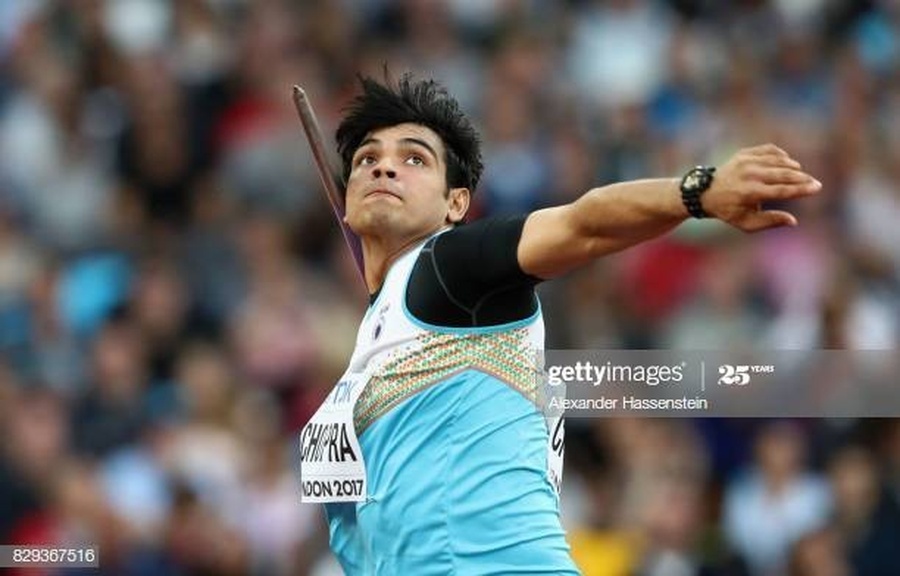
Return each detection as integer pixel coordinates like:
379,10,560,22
680,166,716,219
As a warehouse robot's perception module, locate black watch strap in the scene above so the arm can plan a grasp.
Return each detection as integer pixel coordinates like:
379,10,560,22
680,166,716,219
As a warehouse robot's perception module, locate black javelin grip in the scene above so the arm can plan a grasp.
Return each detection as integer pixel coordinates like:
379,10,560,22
292,85,366,284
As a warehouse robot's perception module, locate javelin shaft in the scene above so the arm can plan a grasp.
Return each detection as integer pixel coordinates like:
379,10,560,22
292,85,366,284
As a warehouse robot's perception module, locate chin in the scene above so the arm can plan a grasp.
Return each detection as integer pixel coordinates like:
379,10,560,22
350,209,399,236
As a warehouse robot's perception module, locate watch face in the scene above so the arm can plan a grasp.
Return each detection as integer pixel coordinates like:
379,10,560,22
684,172,700,189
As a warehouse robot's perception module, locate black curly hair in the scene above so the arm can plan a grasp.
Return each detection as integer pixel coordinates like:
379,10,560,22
336,73,484,194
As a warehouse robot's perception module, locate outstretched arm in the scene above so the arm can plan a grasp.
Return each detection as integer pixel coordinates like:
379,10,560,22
518,144,821,279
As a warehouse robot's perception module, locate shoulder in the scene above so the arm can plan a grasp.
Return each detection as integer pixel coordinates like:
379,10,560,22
405,215,541,327
427,215,534,278
432,215,530,252
421,214,541,289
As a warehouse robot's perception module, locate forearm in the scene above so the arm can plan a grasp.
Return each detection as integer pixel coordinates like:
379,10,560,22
519,178,689,279
570,178,688,257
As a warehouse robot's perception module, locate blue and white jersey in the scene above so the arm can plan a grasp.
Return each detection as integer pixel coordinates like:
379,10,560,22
301,229,578,575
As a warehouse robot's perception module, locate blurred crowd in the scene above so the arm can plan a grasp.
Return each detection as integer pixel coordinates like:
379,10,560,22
0,0,898,575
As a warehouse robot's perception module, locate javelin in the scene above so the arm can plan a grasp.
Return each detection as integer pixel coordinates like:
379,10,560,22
292,85,366,284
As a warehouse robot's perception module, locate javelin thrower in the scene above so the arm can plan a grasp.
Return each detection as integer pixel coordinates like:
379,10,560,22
293,74,820,575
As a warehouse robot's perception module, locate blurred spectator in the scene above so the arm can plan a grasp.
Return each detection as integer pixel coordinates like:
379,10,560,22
723,421,831,575
885,419,900,507
786,527,849,576
562,420,640,576
827,443,900,576
166,340,244,523
233,385,320,575
129,255,193,384
0,25,116,253
478,73,551,215
72,313,149,457
0,386,68,543
228,210,338,430
566,0,674,110
663,240,765,350
0,209,42,354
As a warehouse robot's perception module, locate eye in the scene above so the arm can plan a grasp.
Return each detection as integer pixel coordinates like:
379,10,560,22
357,154,376,166
405,155,424,166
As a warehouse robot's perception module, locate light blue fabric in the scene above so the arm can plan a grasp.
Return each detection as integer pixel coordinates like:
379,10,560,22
57,253,132,336
325,370,580,575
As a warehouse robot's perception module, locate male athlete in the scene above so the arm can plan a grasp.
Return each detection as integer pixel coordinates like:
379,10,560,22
298,74,821,575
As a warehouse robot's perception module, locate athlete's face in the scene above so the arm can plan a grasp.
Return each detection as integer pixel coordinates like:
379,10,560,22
344,123,469,241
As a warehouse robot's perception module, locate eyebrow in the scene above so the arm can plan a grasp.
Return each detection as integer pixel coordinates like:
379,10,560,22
356,136,440,162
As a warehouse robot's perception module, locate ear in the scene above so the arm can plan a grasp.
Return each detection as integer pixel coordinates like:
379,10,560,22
446,187,471,224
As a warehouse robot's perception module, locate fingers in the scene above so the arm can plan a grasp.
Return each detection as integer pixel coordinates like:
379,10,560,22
742,143,805,171
738,210,798,232
744,143,790,158
736,151,820,200
747,167,813,186
747,173,821,201
741,143,800,167
751,154,802,170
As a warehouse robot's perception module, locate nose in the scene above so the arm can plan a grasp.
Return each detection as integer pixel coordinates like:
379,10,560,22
372,166,396,179
371,158,397,179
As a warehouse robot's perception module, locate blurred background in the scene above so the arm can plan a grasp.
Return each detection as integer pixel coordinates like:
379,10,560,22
0,0,898,575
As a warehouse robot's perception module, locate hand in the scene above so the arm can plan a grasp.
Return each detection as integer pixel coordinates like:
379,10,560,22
701,144,822,232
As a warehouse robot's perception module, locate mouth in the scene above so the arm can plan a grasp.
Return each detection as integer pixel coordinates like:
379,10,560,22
365,188,402,200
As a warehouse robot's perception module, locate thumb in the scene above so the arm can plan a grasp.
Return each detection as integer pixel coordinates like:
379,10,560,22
739,210,797,232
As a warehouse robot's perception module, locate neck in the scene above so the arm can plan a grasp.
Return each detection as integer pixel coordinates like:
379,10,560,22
362,226,447,294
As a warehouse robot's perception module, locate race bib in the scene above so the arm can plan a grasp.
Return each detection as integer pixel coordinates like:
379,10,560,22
546,415,565,495
541,364,565,496
299,371,368,503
